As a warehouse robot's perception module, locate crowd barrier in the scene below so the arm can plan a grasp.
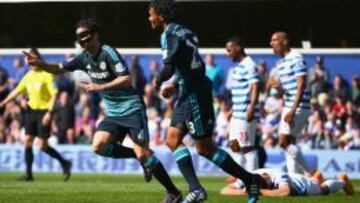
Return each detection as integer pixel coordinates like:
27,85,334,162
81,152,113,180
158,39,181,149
0,144,359,179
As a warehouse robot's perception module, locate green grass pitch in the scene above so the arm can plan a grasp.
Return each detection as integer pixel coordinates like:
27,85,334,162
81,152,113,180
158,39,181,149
0,173,359,203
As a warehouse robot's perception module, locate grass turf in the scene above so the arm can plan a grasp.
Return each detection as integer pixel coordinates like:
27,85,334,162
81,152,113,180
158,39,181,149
0,173,359,203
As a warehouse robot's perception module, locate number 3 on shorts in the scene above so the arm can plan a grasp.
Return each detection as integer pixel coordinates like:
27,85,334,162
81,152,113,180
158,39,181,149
187,121,196,134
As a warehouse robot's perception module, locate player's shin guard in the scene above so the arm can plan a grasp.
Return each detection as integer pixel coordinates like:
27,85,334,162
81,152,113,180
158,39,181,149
25,147,33,178
144,155,179,194
210,147,252,185
98,143,136,159
323,180,344,193
173,146,202,191
286,144,309,174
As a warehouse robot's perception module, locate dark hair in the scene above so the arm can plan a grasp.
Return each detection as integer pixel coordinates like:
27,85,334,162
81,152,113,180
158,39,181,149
76,18,100,34
149,0,179,23
227,37,245,47
29,47,42,60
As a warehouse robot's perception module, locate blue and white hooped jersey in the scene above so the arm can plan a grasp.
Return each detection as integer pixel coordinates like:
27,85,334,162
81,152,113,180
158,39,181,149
288,173,310,196
231,56,260,120
275,51,311,111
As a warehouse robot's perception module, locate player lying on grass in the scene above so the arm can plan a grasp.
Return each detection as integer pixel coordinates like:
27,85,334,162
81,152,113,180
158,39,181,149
221,168,354,197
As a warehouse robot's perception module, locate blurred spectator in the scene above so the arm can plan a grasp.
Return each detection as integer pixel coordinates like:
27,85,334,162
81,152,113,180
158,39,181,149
75,106,95,144
310,73,332,98
332,95,346,119
143,84,162,113
9,57,28,89
129,55,146,95
160,98,174,130
224,66,235,103
205,54,224,96
260,89,282,148
147,108,164,147
75,92,90,118
345,101,360,126
148,60,160,82
257,61,269,94
331,75,351,100
54,91,75,144
309,56,330,83
7,119,23,144
214,97,231,147
323,112,337,149
307,111,324,149
0,66,9,114
88,92,102,119
351,77,360,107
3,100,22,126
0,117,6,143
55,74,75,96
150,120,164,147
353,130,360,149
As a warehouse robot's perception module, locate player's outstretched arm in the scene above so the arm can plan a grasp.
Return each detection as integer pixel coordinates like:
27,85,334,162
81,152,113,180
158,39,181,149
26,58,66,75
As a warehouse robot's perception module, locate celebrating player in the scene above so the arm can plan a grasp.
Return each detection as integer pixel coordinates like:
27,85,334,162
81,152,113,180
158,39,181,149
27,19,182,203
148,0,264,202
0,48,71,181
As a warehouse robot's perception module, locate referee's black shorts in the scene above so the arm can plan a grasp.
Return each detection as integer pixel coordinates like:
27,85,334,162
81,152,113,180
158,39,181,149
25,108,51,138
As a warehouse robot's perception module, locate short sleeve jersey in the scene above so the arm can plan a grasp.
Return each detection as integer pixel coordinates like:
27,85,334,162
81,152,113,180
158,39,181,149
274,50,311,110
15,69,57,110
231,56,260,120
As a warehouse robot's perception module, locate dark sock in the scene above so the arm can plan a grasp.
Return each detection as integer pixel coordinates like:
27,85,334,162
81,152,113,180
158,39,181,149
44,146,67,166
173,146,202,191
99,143,137,159
25,147,33,178
144,155,179,194
209,147,252,185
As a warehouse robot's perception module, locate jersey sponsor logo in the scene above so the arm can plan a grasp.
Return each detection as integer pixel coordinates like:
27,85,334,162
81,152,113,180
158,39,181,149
88,71,110,79
115,63,125,73
100,61,107,70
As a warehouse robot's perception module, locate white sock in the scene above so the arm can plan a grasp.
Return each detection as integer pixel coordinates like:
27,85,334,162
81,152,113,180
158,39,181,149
229,151,245,167
324,180,344,193
245,149,259,171
286,144,309,174
286,153,297,173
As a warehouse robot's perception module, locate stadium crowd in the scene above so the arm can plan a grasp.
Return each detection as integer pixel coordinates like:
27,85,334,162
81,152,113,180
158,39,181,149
0,54,359,151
